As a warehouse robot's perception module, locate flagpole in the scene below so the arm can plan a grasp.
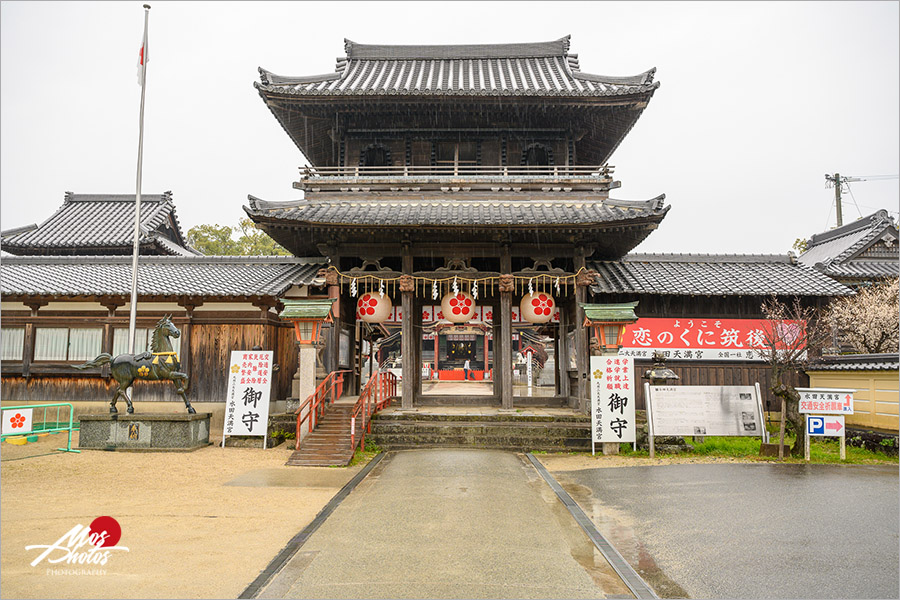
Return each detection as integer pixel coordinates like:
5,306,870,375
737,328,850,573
128,4,151,355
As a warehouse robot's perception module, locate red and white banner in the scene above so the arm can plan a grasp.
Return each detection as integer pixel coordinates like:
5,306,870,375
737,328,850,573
618,318,804,362
2,408,33,435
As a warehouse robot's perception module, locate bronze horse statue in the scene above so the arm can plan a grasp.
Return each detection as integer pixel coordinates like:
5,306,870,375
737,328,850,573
76,315,195,414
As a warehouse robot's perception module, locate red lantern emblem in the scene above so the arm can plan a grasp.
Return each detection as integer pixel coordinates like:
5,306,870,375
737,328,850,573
440,291,475,323
520,293,556,324
356,293,393,323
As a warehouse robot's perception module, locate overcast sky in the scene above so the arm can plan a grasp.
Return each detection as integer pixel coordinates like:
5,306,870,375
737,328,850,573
1,1,897,255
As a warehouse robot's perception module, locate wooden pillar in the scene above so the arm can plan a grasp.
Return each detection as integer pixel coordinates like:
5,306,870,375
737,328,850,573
574,248,588,413
22,300,46,379
557,305,567,399
434,333,439,374
500,293,513,409
177,298,200,382
325,269,340,375
499,246,513,409
100,298,126,379
401,246,414,410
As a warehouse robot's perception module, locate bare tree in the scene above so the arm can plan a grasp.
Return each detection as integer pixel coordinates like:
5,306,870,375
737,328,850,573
826,279,899,354
757,296,832,457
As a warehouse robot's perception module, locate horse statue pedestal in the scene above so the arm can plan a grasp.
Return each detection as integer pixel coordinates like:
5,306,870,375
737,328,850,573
78,412,211,451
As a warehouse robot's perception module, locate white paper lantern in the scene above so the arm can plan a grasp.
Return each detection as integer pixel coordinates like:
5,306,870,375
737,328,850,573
356,292,392,323
520,292,556,324
441,291,475,323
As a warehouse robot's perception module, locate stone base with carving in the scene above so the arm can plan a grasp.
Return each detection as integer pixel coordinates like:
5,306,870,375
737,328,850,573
78,413,211,451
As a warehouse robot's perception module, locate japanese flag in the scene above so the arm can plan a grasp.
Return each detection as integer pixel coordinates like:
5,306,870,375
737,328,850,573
136,24,148,85
2,408,33,435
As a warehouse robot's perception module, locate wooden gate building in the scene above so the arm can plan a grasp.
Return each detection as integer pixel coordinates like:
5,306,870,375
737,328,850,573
245,36,851,411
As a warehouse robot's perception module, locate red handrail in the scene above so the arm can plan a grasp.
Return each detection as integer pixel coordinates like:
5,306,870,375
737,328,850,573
350,371,399,453
295,370,351,450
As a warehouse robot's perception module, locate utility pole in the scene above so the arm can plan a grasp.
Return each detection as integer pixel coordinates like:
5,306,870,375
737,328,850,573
825,172,843,227
825,172,898,228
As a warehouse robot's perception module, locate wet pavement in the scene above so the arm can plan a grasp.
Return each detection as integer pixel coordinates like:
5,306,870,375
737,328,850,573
255,449,635,599
549,462,899,599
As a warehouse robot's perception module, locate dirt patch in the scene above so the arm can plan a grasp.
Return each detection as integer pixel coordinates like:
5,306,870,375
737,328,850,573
1,431,360,599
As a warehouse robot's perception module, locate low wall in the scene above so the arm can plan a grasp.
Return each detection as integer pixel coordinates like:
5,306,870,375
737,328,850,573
807,369,899,433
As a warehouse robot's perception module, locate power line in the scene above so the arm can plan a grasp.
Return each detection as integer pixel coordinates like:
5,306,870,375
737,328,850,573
843,183,864,220
824,173,900,227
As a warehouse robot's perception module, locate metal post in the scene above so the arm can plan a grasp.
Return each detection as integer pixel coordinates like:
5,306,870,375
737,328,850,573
804,416,810,462
840,428,846,461
128,5,151,355
755,382,768,444
645,383,655,459
779,398,786,461
834,172,843,227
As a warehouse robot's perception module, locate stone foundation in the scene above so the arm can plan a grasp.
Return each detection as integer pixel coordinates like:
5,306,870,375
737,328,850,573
78,413,211,451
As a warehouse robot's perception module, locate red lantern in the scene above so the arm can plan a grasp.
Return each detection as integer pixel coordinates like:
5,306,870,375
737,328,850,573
520,292,556,324
356,292,392,323
441,291,475,323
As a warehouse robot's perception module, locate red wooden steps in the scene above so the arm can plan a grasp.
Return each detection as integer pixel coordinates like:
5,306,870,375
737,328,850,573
285,405,356,467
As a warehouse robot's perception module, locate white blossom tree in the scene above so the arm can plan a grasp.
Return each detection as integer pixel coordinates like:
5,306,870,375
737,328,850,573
826,279,899,354
757,296,831,457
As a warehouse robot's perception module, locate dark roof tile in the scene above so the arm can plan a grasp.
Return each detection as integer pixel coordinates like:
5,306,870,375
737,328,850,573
245,195,668,227
256,36,658,98
0,256,324,298
0,192,197,256
591,254,853,297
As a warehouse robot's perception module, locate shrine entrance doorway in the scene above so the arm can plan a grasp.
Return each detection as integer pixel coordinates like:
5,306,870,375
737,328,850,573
420,301,495,398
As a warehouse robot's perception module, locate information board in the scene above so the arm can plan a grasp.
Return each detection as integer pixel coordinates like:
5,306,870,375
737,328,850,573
647,385,764,437
590,356,636,445
796,388,855,415
223,351,273,443
806,415,845,436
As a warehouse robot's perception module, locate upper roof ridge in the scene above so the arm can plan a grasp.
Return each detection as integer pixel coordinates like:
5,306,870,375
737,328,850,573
342,36,572,60
621,253,794,264
808,210,893,246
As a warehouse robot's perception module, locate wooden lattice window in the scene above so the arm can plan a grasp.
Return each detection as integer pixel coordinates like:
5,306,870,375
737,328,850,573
521,143,554,167
359,143,391,167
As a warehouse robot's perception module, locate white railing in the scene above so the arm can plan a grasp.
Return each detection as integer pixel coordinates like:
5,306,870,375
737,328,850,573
301,164,613,178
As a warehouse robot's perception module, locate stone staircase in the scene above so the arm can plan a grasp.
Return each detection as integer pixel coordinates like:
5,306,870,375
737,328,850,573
370,411,592,452
285,405,356,467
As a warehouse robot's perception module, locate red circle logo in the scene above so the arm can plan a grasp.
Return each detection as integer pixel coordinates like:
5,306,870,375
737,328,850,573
89,516,122,547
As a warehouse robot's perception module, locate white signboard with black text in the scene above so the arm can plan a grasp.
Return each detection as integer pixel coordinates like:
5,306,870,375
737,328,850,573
590,356,636,448
223,350,273,446
647,385,765,437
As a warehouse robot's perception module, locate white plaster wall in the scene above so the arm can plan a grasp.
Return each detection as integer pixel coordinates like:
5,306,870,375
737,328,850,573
192,302,259,312
1,302,29,312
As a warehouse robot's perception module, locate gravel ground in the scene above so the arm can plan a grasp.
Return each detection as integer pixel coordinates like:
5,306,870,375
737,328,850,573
1,431,359,599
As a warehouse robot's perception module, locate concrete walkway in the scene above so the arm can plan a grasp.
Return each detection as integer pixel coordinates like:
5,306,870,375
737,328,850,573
256,449,635,599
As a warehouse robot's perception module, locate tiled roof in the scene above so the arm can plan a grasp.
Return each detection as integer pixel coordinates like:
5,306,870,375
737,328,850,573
0,192,198,256
590,254,853,297
798,210,899,280
0,256,324,298
808,353,899,371
256,36,658,98
245,194,668,227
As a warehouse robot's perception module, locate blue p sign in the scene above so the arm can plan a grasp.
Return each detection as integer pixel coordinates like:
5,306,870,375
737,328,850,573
807,416,825,435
